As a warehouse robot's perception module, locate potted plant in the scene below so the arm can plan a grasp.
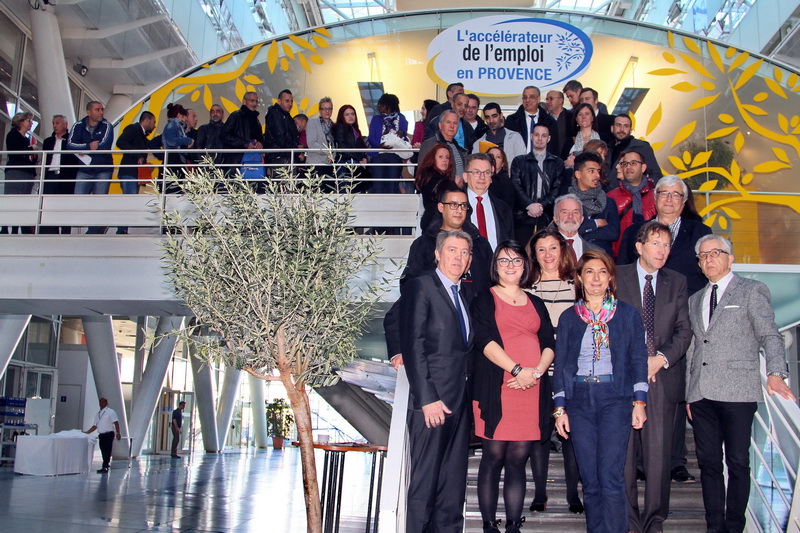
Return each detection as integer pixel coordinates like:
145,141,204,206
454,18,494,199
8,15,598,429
266,398,294,450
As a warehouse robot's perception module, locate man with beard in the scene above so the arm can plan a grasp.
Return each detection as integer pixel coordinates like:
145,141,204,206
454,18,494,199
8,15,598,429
196,104,225,164
472,103,526,162
264,89,300,166
606,113,662,188
607,149,657,258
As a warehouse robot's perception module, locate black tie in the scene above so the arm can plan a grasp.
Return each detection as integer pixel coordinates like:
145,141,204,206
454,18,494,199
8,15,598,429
643,275,656,358
709,283,718,323
451,285,468,348
529,114,537,150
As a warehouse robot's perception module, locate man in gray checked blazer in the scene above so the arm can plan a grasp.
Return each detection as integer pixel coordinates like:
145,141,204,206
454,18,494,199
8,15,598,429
686,234,795,533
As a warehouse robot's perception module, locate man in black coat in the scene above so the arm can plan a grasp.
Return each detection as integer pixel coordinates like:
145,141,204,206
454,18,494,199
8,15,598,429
425,93,475,156
579,87,615,145
195,104,225,165
220,91,265,174
504,86,559,155
114,111,157,233
264,89,299,166
400,229,475,533
424,82,464,139
41,114,82,234
545,89,574,159
606,113,662,190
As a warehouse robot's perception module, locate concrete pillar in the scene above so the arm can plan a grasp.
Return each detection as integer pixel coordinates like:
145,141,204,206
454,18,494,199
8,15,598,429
81,315,129,459
105,94,133,124
29,8,75,133
131,316,147,403
189,343,219,452
0,315,32,379
248,373,268,448
216,364,241,449
127,316,184,457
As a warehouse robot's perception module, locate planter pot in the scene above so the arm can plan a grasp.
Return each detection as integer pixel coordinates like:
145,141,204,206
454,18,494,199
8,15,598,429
272,436,284,450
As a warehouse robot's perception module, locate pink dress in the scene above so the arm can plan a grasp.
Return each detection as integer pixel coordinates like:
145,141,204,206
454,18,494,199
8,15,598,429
473,290,542,441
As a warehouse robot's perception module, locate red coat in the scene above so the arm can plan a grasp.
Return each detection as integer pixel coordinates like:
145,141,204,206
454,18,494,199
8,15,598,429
608,179,657,257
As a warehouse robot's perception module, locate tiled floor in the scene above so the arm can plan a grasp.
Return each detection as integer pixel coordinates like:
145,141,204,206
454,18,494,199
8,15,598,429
0,447,379,532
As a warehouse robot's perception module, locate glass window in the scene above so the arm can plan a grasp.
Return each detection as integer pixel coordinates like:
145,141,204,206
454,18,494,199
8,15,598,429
0,11,23,93
25,370,38,398
69,78,82,119
26,318,55,366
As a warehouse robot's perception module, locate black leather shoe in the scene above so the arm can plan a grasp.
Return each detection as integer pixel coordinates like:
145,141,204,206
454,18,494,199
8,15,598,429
529,498,547,512
568,501,584,514
96,468,108,473
671,466,696,483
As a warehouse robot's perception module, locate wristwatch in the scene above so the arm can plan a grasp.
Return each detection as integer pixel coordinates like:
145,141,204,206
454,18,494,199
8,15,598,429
767,371,789,380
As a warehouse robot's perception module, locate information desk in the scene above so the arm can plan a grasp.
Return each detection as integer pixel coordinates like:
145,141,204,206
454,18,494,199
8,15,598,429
14,432,96,476
301,442,387,533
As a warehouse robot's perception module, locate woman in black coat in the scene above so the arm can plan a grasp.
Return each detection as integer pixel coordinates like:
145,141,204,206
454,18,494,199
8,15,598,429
3,111,37,233
331,104,369,192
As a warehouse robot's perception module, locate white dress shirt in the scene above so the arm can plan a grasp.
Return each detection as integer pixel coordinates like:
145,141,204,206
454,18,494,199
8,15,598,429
702,271,735,330
468,188,498,250
93,407,119,434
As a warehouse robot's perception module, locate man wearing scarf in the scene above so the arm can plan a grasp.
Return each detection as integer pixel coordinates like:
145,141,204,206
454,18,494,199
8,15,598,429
570,152,620,255
608,149,657,258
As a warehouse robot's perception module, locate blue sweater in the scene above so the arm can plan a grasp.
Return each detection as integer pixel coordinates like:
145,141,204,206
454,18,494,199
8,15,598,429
67,117,115,174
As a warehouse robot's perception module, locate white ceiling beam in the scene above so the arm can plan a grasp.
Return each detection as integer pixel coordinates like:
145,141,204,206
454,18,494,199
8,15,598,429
88,45,186,69
62,15,170,40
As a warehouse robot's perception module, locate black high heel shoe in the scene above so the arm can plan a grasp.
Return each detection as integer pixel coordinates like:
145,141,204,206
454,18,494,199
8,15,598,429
568,500,585,514
529,499,547,512
505,516,525,533
483,519,501,532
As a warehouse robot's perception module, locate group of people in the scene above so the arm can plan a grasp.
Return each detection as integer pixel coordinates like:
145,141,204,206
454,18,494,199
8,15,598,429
389,83,795,533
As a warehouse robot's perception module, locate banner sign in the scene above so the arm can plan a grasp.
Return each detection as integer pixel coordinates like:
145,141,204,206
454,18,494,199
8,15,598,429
427,16,593,96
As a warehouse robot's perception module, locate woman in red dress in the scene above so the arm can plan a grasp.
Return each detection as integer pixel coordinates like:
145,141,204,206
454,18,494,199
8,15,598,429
472,240,556,533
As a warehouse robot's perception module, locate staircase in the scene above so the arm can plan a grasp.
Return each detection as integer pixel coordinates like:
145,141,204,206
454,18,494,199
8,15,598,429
464,429,707,532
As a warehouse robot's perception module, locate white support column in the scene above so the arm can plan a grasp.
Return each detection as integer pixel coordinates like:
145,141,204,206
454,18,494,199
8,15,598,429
105,94,133,124
248,373,268,448
189,343,219,452
0,315,31,379
216,364,241,449
29,8,76,134
127,316,184,457
81,315,129,459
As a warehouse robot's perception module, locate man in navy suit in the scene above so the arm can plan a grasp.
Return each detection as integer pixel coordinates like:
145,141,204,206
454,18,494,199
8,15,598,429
400,229,475,533
616,221,692,533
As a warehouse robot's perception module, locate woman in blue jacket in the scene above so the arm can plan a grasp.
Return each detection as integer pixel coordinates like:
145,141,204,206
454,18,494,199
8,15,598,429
552,249,648,533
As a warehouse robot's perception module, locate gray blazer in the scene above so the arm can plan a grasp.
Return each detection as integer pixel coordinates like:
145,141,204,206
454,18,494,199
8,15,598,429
686,274,786,403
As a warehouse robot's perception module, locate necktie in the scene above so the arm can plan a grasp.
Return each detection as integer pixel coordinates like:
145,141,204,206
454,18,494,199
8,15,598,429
476,196,488,238
566,238,577,263
451,285,468,348
528,114,537,150
643,274,656,358
709,283,718,324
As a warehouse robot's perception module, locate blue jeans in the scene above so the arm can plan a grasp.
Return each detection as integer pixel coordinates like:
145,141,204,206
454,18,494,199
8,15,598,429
567,382,632,533
74,170,111,195
117,174,139,195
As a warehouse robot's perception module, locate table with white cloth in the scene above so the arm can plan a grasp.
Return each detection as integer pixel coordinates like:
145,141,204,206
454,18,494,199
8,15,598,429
14,430,96,475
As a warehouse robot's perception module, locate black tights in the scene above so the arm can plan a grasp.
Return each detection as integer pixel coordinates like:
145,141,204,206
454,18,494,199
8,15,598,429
478,439,533,522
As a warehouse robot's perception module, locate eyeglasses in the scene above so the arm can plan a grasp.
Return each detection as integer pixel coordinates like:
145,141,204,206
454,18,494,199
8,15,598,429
497,257,524,266
320,107,333,111
656,191,685,200
619,160,643,167
465,170,493,178
441,201,469,211
696,249,730,261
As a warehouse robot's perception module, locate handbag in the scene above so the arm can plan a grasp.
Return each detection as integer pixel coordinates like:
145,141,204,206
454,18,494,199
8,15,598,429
241,151,265,181
381,131,413,160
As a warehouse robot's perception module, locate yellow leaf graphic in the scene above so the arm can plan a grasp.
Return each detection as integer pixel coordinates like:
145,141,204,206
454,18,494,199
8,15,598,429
792,85,800,93
742,173,753,185
754,92,768,102
648,68,686,76
700,81,716,91
267,41,279,73
683,36,701,54
691,151,713,168
792,116,800,128
312,36,329,48
734,131,744,153
793,125,800,135
280,57,289,71
682,151,692,165
246,85,256,93
282,42,296,60
191,90,200,102
679,54,715,79
725,47,736,59
309,55,324,65
718,216,728,230
689,94,720,110
789,73,799,87
773,67,783,83
220,96,239,114
718,114,734,124
707,42,724,72
778,114,789,134
299,97,309,110
297,52,312,73
650,141,665,152
764,78,787,99
728,51,750,72
243,74,264,85
698,180,719,191
213,52,235,66
706,126,738,139
721,206,741,219
753,161,791,173
235,79,246,102
306,103,319,117
730,160,741,182
705,213,718,226
662,52,676,63
315,27,332,38
177,84,200,94
672,82,698,92
741,104,768,116
289,35,315,51
203,85,212,111
734,58,763,90
669,155,687,171
646,103,662,136
772,147,790,164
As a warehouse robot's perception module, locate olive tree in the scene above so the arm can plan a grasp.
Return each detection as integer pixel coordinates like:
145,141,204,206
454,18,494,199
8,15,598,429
155,165,387,532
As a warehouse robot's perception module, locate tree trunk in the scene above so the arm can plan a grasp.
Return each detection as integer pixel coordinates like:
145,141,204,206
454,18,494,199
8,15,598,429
281,370,321,533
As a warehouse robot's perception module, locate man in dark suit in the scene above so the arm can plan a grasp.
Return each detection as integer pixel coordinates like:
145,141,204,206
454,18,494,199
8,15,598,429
687,234,795,533
504,85,559,155
552,194,600,262
400,229,475,533
617,221,692,533
41,114,80,234
618,175,712,483
545,90,574,159
115,111,156,234
463,153,513,251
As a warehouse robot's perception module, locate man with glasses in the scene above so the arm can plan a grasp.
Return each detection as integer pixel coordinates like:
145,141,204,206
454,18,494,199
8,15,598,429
606,114,662,188
608,149,657,257
463,153,513,251
686,234,795,533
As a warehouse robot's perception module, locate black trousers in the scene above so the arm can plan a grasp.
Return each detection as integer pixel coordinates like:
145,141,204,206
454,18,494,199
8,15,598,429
690,398,757,533
406,399,469,533
98,431,114,469
171,427,181,456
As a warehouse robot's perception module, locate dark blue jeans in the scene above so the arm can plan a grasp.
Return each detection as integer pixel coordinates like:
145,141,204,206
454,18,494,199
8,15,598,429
567,382,632,533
